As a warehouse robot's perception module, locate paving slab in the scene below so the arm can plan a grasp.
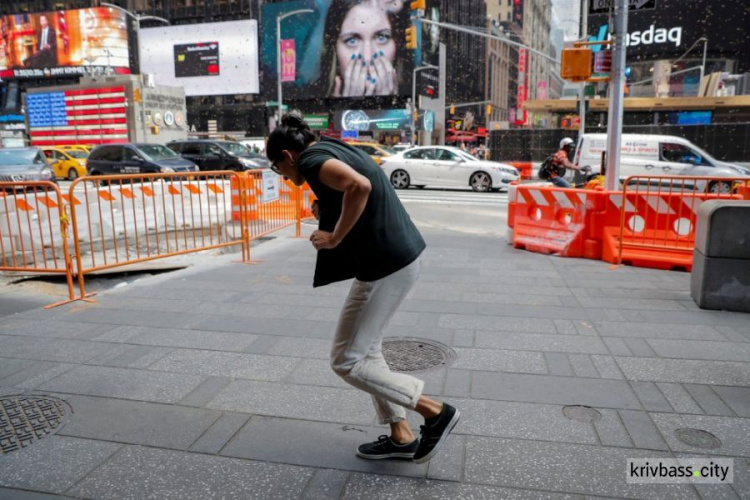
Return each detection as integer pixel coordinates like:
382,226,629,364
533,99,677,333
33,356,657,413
148,349,300,381
0,436,121,495
650,413,750,458
67,445,314,500
711,386,750,417
646,339,750,362
221,415,427,478
474,332,609,354
593,322,727,341
0,337,115,364
57,395,220,450
616,358,750,386
39,365,206,403
452,348,547,374
0,319,117,340
683,384,736,416
656,383,704,415
90,325,259,352
464,436,697,499
301,469,351,500
471,372,642,409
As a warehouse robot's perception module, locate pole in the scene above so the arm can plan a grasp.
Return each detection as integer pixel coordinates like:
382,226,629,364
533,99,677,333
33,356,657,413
604,0,628,191
277,14,282,126
578,0,587,142
700,38,708,92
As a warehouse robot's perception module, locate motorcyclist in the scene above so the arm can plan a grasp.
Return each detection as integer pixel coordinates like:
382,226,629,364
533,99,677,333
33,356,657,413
549,138,584,188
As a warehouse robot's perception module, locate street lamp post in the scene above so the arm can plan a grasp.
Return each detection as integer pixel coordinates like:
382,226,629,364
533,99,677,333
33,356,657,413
412,64,438,146
100,3,169,141
276,9,314,127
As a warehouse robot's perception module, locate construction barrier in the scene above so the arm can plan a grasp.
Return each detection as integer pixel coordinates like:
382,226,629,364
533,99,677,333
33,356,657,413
606,176,750,271
509,161,533,180
0,182,77,307
509,175,750,271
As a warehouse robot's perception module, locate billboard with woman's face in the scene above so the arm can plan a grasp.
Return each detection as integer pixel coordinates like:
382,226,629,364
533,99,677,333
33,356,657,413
261,0,415,100
0,7,130,79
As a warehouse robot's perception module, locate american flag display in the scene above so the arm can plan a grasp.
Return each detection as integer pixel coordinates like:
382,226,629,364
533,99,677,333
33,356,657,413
27,86,129,146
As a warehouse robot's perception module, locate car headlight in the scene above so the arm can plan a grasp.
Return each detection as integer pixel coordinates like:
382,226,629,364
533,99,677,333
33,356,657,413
39,168,54,180
161,167,175,173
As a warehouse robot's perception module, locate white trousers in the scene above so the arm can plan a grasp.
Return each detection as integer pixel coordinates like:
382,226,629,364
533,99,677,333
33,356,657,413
330,258,424,425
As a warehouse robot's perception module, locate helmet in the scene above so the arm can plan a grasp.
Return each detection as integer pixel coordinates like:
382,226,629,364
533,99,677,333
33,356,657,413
560,138,575,149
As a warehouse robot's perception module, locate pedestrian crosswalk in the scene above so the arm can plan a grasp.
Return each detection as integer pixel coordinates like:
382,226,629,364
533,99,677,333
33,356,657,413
395,189,509,206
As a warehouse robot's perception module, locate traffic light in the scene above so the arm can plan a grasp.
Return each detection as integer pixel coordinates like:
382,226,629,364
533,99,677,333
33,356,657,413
410,0,426,10
561,48,593,82
486,104,492,115
450,105,455,114
405,25,417,50
425,85,435,97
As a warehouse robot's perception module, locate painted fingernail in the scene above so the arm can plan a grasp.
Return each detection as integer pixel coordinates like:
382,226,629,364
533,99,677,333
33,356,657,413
379,50,384,56
351,54,356,60
362,61,366,67
357,53,362,59
373,53,378,59
372,78,377,84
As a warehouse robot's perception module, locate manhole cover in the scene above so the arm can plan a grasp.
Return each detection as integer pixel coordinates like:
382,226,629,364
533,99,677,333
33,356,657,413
674,428,722,450
382,338,455,372
562,405,602,423
0,396,68,454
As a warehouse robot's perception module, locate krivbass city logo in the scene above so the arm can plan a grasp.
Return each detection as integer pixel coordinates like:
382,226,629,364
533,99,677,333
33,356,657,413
627,458,733,484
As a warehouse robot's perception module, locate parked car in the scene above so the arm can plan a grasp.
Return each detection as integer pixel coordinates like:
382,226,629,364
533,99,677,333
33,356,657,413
574,133,750,192
42,147,88,180
0,147,56,186
167,140,270,171
87,143,198,176
380,146,519,192
345,141,394,166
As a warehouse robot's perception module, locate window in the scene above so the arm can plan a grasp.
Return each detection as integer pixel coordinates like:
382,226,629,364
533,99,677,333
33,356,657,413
404,149,435,160
660,143,704,165
167,143,182,153
182,143,202,155
357,145,376,155
435,149,459,161
205,143,223,156
122,148,141,162
97,147,123,162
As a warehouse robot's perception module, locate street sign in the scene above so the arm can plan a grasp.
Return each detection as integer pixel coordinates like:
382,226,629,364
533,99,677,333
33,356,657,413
589,0,655,14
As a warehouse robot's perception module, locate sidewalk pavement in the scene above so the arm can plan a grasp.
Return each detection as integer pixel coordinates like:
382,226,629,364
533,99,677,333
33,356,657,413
1,226,749,500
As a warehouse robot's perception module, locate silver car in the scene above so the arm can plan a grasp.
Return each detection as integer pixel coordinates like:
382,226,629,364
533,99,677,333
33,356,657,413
381,146,519,192
0,147,57,186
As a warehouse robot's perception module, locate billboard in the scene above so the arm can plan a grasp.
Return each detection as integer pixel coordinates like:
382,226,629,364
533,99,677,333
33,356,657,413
0,7,130,79
140,20,259,96
334,109,409,131
260,0,415,99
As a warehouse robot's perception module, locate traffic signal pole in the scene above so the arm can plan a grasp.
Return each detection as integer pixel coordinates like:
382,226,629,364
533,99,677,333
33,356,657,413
604,0,628,191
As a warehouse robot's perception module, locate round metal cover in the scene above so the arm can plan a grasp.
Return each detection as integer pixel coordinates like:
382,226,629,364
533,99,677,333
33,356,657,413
0,396,68,454
382,338,455,372
562,405,602,423
674,428,722,450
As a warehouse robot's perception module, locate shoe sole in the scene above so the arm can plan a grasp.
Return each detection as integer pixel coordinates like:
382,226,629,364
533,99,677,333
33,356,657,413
356,451,415,460
412,409,461,464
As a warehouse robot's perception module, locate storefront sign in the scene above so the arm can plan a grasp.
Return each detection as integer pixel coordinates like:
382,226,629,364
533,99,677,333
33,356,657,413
304,114,329,129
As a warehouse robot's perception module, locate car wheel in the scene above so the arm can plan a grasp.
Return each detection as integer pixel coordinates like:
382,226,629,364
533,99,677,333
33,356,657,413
390,170,410,189
67,169,79,181
707,180,732,194
470,172,492,192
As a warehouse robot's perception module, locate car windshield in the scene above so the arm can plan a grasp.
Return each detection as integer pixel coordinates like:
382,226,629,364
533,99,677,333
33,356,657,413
380,146,396,155
456,150,479,162
65,150,89,159
218,142,250,156
0,149,45,168
137,145,178,161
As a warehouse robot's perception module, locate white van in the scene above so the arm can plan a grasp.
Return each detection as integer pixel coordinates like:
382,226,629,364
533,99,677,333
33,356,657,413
573,133,749,186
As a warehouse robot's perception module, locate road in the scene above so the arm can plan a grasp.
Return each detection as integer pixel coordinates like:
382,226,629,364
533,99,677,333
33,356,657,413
395,187,510,237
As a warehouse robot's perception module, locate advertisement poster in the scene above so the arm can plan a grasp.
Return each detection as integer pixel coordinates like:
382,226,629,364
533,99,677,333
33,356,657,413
261,169,280,203
140,20,259,96
260,0,415,99
515,48,528,125
174,41,220,77
280,39,296,82
334,109,409,131
0,7,130,79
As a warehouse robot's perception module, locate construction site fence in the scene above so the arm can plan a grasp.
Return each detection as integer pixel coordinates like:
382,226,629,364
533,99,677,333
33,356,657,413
508,175,750,272
0,171,315,308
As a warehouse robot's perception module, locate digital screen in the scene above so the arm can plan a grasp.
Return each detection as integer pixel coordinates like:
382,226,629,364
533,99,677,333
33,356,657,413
140,21,259,96
27,86,129,146
334,109,409,131
671,111,712,125
0,8,130,79
260,0,416,100
174,41,220,77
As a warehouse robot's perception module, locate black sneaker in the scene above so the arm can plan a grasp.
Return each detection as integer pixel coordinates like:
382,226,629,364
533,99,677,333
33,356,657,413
356,435,419,460
413,403,460,464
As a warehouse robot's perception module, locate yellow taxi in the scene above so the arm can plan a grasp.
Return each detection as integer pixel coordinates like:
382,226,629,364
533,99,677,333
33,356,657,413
41,147,89,180
66,144,93,153
346,141,394,166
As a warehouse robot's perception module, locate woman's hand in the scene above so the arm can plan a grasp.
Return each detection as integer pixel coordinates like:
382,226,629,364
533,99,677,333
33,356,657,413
369,51,398,95
310,230,338,250
311,200,320,221
334,54,368,97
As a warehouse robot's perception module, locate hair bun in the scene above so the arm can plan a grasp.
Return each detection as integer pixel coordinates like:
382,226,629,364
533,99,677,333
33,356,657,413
281,113,309,130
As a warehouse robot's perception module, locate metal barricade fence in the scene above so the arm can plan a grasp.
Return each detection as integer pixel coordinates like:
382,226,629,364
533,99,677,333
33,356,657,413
616,175,750,270
68,171,246,299
0,181,77,307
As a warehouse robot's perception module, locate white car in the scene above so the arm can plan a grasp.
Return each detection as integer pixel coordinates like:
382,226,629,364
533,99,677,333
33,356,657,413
380,146,519,192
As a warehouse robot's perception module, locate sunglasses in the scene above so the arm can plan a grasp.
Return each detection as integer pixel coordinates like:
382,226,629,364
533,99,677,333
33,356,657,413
270,162,282,175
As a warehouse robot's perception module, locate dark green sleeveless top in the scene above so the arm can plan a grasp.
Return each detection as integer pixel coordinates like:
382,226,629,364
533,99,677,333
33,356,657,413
297,137,425,287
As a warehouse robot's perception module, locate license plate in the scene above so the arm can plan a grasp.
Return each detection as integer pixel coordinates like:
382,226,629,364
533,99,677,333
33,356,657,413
122,167,140,174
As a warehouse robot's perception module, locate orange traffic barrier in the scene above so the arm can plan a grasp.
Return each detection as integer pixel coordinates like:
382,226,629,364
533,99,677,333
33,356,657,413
232,174,259,222
509,161,533,180
0,182,77,308
604,176,750,271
